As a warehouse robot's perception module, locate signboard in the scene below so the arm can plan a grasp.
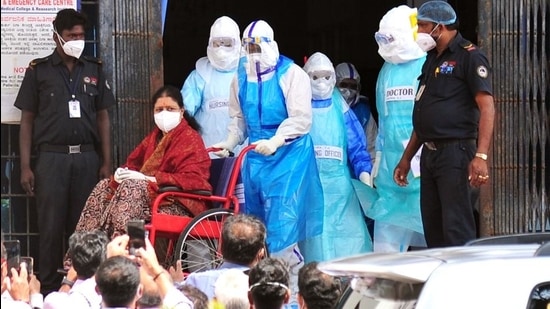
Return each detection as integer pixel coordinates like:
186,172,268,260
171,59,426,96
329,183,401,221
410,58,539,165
1,0,78,124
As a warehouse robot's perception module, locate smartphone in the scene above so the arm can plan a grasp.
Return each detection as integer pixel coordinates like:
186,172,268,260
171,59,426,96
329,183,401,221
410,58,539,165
4,240,20,277
127,219,146,255
21,256,34,276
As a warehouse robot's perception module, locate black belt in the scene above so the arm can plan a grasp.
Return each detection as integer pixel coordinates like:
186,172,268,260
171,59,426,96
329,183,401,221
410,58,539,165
423,139,476,151
39,144,95,154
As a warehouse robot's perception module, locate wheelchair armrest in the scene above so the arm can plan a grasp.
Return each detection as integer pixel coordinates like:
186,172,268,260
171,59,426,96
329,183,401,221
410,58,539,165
158,186,212,196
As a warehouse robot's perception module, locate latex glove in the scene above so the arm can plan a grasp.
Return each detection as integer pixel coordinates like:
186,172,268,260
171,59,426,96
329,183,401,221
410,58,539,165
359,171,373,187
211,133,239,158
253,135,285,156
114,168,148,183
371,151,382,182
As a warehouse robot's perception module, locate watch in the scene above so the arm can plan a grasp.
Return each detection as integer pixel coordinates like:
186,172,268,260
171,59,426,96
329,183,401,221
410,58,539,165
475,153,488,161
61,276,75,288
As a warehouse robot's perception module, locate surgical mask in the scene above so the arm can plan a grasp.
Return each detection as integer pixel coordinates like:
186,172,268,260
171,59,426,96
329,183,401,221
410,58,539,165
339,87,357,105
416,24,440,52
56,32,84,59
207,45,240,71
416,33,436,52
311,79,334,100
154,110,181,133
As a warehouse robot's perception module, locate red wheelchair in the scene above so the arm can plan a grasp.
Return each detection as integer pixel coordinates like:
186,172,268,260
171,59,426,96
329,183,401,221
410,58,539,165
145,144,254,273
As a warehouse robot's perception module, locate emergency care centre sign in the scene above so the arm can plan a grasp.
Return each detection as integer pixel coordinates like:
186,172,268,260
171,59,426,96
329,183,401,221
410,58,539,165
1,0,77,124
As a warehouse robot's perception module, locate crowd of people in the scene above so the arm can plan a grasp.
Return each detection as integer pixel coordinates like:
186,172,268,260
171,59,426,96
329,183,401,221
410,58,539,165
4,0,494,308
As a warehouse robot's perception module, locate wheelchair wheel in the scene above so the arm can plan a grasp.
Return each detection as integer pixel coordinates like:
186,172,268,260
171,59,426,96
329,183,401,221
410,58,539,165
174,208,234,273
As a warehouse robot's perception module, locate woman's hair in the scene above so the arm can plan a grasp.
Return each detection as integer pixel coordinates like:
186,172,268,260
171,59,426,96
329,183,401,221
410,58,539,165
151,85,202,133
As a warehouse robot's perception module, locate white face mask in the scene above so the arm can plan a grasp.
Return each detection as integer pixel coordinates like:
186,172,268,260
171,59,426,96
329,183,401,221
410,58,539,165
416,24,440,52
154,110,182,133
416,33,436,52
56,32,85,59
311,79,334,100
207,46,240,71
338,87,357,105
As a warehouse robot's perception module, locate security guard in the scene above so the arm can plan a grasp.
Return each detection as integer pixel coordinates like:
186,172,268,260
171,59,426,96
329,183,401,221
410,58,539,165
14,9,115,295
393,1,495,247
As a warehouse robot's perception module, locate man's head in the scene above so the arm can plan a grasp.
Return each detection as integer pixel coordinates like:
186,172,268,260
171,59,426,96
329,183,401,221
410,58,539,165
96,256,142,308
207,16,241,71
52,9,87,59
68,230,109,279
335,62,361,106
242,20,280,73
248,257,290,309
303,52,336,100
416,1,459,51
221,214,266,266
297,262,342,309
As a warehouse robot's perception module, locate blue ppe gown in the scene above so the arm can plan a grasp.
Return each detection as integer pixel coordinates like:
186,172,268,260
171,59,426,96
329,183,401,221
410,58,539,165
300,91,373,262
369,57,426,245
181,57,246,156
237,56,324,253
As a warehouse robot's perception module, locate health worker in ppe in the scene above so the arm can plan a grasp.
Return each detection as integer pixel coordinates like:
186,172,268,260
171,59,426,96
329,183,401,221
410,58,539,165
181,16,247,158
212,20,324,304
299,52,374,262
335,62,378,163
370,5,427,252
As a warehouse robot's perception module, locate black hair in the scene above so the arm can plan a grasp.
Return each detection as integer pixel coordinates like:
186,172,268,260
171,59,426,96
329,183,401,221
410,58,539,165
221,214,266,265
96,256,141,307
68,230,109,279
151,85,202,133
136,292,162,308
52,8,88,33
248,257,290,309
298,261,342,309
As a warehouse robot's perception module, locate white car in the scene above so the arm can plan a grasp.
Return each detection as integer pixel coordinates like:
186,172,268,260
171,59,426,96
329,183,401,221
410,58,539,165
318,235,550,309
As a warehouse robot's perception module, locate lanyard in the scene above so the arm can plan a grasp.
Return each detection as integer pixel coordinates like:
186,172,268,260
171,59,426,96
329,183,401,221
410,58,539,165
59,64,83,99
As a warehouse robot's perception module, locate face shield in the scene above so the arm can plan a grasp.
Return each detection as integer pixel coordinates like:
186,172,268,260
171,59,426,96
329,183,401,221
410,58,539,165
242,20,280,73
207,16,241,71
376,5,425,64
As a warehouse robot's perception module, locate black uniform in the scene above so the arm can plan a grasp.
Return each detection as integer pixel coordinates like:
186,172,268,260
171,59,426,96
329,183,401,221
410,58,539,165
14,50,115,293
412,33,492,247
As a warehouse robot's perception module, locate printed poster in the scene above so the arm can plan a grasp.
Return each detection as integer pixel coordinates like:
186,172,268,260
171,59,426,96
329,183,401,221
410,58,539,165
1,0,78,124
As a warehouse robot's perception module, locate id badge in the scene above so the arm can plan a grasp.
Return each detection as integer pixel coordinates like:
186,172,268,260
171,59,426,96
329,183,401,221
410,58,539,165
69,99,81,118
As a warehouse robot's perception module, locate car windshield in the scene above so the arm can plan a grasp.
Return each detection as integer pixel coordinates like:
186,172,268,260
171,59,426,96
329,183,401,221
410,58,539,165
340,277,423,309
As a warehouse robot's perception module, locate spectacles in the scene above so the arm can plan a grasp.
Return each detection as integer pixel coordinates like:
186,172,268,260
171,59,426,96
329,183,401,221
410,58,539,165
374,32,394,45
308,71,333,81
338,80,359,90
209,37,235,48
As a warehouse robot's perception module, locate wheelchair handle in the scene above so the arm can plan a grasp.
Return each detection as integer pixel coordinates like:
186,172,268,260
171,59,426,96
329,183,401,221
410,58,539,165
206,147,235,157
225,145,255,199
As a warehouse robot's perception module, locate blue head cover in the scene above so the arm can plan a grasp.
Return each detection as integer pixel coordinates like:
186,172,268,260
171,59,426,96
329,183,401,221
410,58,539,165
417,1,457,25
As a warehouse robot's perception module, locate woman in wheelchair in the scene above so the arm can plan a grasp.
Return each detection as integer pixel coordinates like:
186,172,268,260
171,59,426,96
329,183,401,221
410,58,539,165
74,85,212,239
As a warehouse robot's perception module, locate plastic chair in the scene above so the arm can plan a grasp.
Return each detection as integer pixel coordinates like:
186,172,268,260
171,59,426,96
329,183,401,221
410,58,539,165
145,145,254,271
